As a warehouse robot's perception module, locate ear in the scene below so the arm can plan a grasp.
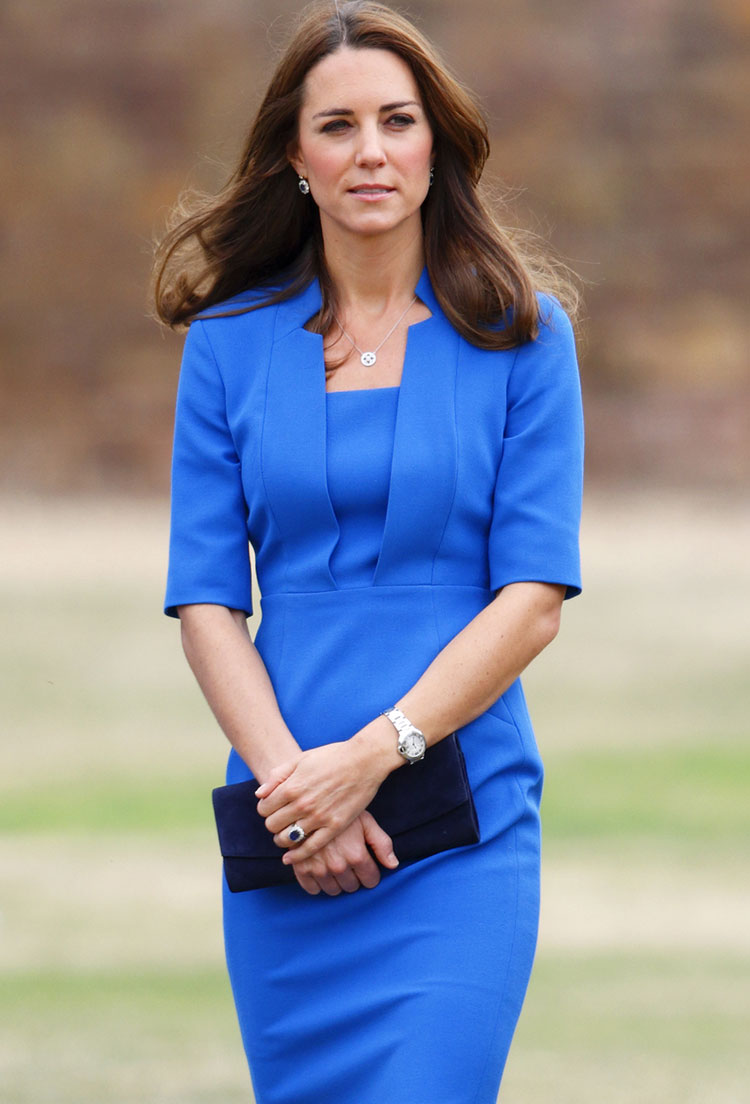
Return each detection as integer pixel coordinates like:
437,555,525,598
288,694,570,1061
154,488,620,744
287,141,305,179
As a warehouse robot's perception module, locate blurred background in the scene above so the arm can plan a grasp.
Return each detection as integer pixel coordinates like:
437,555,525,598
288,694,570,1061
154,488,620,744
1,1,748,1101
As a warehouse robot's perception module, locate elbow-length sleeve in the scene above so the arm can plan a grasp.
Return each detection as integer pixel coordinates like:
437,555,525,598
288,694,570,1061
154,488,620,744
488,297,584,599
164,320,253,618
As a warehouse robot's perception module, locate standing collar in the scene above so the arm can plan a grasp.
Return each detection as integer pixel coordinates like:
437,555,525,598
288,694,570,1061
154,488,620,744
414,265,440,316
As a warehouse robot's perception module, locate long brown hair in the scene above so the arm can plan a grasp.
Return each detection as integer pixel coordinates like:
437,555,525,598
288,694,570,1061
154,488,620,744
153,0,576,346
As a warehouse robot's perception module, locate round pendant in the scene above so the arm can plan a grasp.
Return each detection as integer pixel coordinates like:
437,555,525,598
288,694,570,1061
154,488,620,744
360,351,377,367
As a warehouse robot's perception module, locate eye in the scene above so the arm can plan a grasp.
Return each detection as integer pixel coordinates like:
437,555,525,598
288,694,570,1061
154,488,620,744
386,113,416,128
320,119,351,133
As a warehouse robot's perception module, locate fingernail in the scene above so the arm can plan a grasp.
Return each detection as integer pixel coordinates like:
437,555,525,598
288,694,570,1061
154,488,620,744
389,852,399,866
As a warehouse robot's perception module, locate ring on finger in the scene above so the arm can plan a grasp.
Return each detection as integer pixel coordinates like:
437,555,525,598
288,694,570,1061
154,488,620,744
286,822,306,845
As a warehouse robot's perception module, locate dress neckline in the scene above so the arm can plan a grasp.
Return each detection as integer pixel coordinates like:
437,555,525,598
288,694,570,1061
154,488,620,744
263,269,458,588
326,385,400,396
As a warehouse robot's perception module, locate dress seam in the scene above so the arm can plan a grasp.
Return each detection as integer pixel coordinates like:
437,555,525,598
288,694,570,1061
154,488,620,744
428,331,460,585
258,302,293,593
493,339,523,481
259,582,493,597
196,320,239,460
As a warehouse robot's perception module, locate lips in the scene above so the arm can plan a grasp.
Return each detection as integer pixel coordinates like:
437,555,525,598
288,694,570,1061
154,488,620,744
348,185,395,195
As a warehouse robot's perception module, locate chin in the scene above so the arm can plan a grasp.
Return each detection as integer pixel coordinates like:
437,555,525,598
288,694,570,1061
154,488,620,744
355,209,418,234
321,204,420,241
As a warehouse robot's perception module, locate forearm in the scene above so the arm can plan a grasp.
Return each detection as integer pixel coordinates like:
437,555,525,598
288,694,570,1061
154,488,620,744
177,603,300,783
352,581,565,771
256,581,565,867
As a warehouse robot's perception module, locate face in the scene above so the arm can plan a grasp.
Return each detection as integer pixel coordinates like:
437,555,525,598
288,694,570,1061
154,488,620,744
289,47,434,243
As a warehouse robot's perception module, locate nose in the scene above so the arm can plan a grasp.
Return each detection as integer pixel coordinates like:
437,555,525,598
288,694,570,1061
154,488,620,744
354,121,386,168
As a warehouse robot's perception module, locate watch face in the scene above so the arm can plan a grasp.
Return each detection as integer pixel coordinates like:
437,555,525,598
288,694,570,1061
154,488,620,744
400,729,426,760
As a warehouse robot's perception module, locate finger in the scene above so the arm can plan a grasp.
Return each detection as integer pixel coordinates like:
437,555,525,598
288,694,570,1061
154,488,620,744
297,857,354,896
256,787,293,818
273,822,308,850
265,808,294,836
264,797,314,835
293,869,322,896
322,851,361,894
315,872,343,896
282,824,338,865
330,829,381,888
360,810,399,869
296,856,340,897
350,851,382,889
255,761,297,804
258,791,295,820
335,866,363,893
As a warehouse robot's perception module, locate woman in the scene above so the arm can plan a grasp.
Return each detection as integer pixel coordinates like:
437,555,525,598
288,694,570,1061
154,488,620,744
155,2,583,1101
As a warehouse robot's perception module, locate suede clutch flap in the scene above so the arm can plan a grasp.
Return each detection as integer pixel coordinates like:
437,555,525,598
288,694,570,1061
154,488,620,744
213,732,480,892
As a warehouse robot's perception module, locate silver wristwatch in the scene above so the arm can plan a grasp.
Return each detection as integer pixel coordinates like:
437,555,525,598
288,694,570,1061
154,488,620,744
382,707,427,764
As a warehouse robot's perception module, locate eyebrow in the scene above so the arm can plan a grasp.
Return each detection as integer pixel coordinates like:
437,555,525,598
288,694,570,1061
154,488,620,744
312,100,420,119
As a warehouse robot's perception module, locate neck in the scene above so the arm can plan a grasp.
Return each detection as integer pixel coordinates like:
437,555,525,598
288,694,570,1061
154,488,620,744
320,218,425,316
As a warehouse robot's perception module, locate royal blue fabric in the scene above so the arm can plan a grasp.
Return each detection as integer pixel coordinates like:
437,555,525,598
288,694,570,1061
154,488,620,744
325,386,399,587
165,269,584,1104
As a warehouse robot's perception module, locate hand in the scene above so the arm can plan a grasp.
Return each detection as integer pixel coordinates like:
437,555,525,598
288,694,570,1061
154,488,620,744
291,812,399,896
255,737,391,865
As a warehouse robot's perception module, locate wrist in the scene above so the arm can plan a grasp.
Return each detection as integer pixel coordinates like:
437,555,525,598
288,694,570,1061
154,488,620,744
381,705,427,764
349,715,404,781
242,729,301,786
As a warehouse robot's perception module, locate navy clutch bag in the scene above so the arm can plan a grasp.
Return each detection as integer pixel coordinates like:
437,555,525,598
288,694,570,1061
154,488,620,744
212,732,480,892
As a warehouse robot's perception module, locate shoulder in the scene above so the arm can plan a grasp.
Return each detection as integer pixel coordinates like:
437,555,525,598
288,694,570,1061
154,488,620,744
457,291,575,360
458,293,577,376
185,284,286,373
176,286,285,400
193,284,284,329
515,292,577,363
534,292,575,342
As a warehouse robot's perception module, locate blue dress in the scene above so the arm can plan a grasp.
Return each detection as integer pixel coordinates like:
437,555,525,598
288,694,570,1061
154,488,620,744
165,269,583,1104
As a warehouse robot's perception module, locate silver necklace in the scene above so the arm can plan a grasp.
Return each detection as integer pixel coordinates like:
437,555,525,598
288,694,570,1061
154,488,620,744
333,296,417,367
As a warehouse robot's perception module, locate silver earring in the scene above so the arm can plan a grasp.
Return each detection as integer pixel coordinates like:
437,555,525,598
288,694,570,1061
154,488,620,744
298,176,310,195
429,166,435,188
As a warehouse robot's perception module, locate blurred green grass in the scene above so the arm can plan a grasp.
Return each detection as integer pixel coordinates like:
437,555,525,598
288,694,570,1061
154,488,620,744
2,493,749,1103
2,745,749,842
2,969,246,1104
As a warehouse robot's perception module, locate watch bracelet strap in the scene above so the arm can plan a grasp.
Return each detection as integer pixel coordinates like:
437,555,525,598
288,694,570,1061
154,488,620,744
382,706,422,738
